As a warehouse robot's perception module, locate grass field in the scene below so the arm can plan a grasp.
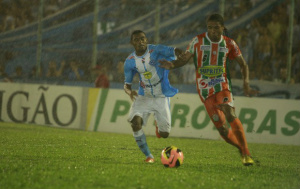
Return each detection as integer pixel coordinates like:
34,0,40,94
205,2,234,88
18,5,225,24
0,122,299,189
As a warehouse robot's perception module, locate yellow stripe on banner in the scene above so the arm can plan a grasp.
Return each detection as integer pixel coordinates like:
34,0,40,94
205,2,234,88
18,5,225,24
85,88,100,130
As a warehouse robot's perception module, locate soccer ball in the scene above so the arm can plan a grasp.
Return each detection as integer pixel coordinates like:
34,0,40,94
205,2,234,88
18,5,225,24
161,146,184,168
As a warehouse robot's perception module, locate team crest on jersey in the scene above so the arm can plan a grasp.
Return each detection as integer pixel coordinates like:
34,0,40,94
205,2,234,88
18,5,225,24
198,66,225,77
143,71,152,79
202,54,208,62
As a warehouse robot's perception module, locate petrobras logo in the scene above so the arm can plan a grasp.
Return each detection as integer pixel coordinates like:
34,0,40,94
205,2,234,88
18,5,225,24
197,77,225,89
200,45,210,51
143,71,152,79
198,79,208,89
198,66,225,77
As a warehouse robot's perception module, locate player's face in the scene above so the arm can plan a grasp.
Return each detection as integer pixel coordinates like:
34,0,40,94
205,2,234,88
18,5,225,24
207,21,224,42
131,32,148,56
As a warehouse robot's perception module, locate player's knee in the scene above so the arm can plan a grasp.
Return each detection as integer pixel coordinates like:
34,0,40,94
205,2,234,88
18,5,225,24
131,116,142,131
159,131,169,138
131,122,141,131
225,112,236,123
219,104,236,123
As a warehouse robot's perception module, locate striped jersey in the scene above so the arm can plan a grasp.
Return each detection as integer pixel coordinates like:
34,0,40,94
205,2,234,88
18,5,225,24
124,44,178,98
187,32,241,101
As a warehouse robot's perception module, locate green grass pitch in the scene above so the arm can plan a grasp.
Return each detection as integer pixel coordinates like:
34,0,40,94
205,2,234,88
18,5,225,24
0,122,299,189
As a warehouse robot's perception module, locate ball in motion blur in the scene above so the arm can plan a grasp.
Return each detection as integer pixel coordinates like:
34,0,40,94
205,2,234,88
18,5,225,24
161,146,184,168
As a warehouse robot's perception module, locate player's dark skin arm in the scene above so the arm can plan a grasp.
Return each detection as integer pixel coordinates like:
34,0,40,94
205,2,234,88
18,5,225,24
124,83,138,101
235,55,259,97
159,49,193,70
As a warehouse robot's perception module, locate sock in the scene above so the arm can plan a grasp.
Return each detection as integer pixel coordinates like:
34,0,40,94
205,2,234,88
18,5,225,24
220,128,241,153
230,118,250,156
133,129,153,158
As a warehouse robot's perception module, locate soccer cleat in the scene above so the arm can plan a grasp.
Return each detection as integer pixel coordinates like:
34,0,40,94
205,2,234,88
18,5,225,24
144,157,154,163
155,121,161,138
241,155,254,166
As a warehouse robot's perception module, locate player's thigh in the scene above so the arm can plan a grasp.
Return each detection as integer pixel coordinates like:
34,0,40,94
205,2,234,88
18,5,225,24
215,90,237,121
153,97,171,133
204,95,226,128
127,96,151,126
215,90,234,106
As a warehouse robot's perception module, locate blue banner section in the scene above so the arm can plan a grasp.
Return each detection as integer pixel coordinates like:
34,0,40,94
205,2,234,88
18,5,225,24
0,0,283,75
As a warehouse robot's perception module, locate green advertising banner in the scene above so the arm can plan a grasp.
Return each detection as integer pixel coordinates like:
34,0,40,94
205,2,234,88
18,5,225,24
87,89,300,146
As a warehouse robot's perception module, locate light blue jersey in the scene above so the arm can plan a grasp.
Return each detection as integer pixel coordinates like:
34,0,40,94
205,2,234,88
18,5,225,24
124,44,178,98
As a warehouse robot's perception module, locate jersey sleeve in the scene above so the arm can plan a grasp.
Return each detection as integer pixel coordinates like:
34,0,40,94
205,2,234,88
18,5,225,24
186,36,198,54
124,58,136,84
227,39,241,60
155,44,176,60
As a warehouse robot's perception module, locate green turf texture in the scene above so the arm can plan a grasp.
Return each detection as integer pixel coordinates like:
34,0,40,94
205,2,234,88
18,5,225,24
0,122,299,189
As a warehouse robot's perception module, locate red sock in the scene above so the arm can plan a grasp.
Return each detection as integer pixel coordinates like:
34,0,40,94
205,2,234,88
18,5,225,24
230,118,250,156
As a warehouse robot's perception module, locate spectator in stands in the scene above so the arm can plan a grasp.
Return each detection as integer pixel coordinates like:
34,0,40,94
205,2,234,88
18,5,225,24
279,64,289,84
292,46,300,83
46,60,65,78
270,54,284,82
2,10,15,31
10,65,24,80
113,60,125,83
91,64,110,88
249,69,259,81
0,64,12,82
255,26,276,77
291,19,300,54
64,60,84,81
28,65,44,80
180,60,195,84
267,13,282,45
239,36,253,68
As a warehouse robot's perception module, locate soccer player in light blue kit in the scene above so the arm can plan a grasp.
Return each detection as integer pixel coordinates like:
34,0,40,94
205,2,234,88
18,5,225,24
124,30,183,163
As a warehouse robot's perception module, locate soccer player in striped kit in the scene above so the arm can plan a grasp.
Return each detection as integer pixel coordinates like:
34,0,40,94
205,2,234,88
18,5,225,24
124,30,184,163
159,13,258,166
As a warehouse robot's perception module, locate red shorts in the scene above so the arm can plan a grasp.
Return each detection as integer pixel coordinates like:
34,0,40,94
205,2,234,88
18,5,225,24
203,90,234,128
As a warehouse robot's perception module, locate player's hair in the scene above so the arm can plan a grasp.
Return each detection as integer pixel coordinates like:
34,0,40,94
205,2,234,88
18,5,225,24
206,13,229,37
206,13,224,26
130,30,146,41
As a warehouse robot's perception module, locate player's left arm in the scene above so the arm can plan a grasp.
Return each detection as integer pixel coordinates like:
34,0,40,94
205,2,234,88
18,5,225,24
235,55,259,97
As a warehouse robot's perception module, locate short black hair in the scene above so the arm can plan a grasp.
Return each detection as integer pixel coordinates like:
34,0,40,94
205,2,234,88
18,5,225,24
130,30,146,41
206,13,229,36
206,13,224,26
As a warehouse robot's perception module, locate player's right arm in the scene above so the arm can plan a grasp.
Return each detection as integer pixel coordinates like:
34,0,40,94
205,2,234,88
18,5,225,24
124,58,138,101
124,84,138,101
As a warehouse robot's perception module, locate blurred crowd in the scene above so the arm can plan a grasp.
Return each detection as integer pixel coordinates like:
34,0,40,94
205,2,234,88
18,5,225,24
0,0,300,87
